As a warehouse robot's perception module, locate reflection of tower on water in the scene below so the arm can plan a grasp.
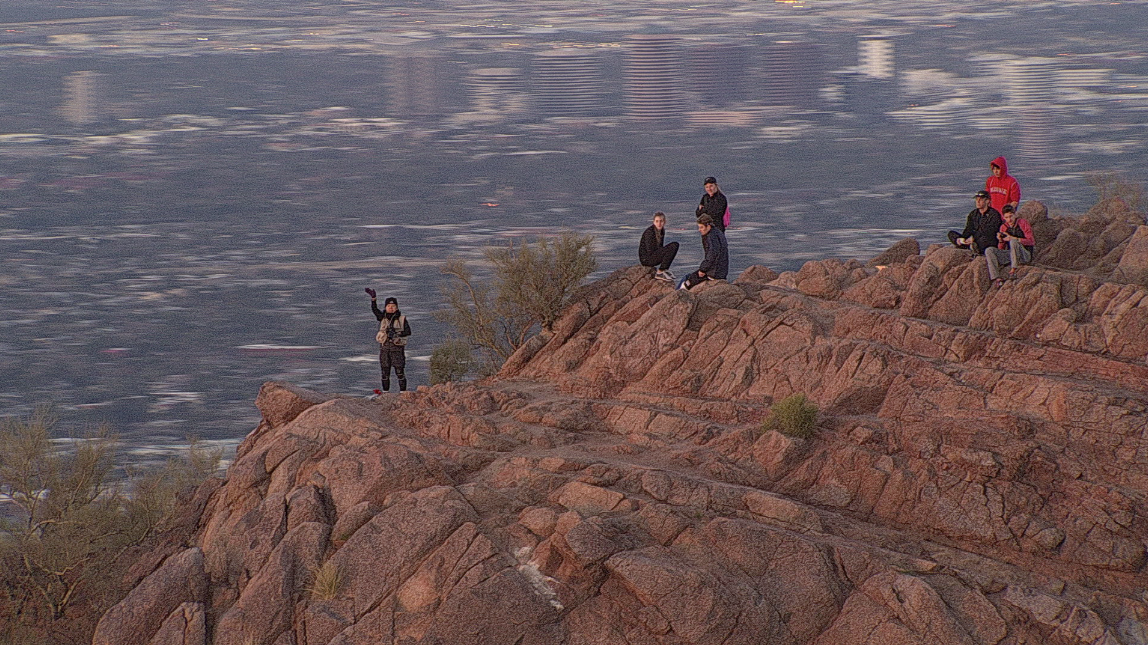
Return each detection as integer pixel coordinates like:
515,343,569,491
686,43,749,108
61,71,109,125
532,48,605,117
624,34,682,120
857,35,894,80
760,41,825,108
466,68,526,119
1017,106,1057,169
835,35,895,119
1001,57,1058,106
1000,57,1059,168
388,52,454,120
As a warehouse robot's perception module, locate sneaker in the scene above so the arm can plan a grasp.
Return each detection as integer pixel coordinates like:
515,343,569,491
654,270,673,282
660,269,676,281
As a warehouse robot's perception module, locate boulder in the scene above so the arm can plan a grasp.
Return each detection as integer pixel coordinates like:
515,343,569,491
734,265,780,284
93,548,208,645
866,237,920,268
255,381,331,429
148,603,206,645
1114,225,1148,285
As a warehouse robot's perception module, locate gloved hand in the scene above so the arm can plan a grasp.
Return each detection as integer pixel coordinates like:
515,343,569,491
365,287,376,298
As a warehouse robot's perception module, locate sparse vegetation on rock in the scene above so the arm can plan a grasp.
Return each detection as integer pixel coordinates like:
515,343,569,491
762,393,818,438
0,409,220,645
438,231,596,372
429,339,474,384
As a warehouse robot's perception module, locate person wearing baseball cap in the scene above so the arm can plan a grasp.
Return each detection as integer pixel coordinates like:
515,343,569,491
947,190,1001,255
695,176,728,233
365,288,412,392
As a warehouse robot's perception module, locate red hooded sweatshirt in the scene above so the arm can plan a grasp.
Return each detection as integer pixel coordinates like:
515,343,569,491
985,156,1021,213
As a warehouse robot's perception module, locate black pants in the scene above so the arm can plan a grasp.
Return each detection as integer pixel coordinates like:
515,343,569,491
641,241,679,271
947,231,981,255
379,346,407,391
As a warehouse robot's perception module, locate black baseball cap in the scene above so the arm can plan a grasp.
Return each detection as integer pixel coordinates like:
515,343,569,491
975,190,990,199
704,176,717,185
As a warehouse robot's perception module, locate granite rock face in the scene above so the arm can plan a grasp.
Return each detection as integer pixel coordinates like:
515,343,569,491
97,237,1148,645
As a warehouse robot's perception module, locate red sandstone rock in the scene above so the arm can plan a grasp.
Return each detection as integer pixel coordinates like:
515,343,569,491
96,244,1148,645
93,548,207,645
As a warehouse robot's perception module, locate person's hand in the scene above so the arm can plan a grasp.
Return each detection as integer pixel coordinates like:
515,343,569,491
697,270,706,278
365,287,376,299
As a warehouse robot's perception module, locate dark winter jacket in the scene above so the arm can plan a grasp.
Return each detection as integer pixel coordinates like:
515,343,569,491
639,224,667,266
696,191,728,232
372,302,412,349
698,227,729,280
960,207,1002,255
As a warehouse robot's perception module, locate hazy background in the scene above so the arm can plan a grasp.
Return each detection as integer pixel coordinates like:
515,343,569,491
2,0,1146,462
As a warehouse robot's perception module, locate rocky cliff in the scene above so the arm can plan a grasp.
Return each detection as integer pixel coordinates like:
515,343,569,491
94,203,1148,645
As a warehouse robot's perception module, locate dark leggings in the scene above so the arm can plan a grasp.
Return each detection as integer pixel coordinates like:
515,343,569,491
641,241,679,271
379,347,407,391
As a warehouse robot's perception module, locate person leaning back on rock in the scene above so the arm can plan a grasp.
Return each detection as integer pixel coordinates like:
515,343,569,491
365,289,412,392
679,213,728,291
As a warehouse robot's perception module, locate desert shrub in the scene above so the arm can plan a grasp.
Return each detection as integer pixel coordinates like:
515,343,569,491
438,231,597,373
1086,171,1144,215
762,394,818,439
307,560,342,601
429,339,474,384
0,409,221,644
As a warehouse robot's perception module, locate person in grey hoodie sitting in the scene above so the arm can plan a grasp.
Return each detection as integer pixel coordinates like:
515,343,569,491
679,213,728,290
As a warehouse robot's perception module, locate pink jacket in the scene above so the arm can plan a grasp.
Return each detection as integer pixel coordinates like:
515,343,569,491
998,217,1035,250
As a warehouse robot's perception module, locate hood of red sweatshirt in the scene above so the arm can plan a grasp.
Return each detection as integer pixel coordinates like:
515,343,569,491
991,156,1009,177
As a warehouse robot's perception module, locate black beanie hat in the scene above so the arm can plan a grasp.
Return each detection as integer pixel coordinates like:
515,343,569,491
384,297,398,307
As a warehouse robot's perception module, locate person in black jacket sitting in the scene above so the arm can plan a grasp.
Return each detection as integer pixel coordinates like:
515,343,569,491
948,190,1002,255
638,211,679,282
679,214,729,290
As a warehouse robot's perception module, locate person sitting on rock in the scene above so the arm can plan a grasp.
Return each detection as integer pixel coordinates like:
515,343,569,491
986,156,1021,214
986,204,1035,286
695,176,728,233
639,211,679,282
948,190,1001,255
679,213,728,290
366,289,412,392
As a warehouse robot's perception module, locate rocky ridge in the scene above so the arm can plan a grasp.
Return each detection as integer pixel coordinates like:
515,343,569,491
94,203,1148,645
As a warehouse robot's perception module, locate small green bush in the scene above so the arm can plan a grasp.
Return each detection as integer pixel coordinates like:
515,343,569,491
429,339,474,384
762,394,818,438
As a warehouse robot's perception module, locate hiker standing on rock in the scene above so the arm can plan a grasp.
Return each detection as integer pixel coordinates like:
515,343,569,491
948,190,1001,255
986,205,1035,286
679,214,728,290
986,156,1021,214
696,176,728,233
639,211,679,282
366,289,411,392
